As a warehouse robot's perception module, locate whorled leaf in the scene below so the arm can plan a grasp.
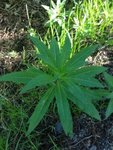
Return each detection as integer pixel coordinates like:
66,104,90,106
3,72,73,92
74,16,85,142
67,66,106,77
0,33,107,137
71,76,103,88
64,80,101,120
104,72,113,88
55,82,73,137
20,72,56,94
106,92,113,118
60,34,71,65
81,88,110,101
65,45,99,70
26,86,55,136
0,67,41,84
49,38,61,67
29,35,55,68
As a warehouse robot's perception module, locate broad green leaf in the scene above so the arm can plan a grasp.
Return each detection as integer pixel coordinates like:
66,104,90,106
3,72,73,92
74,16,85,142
104,72,113,88
49,38,61,67
20,73,56,94
26,86,55,136
60,34,71,65
0,67,40,84
55,82,73,136
64,81,101,120
65,45,99,70
106,92,113,118
29,35,55,68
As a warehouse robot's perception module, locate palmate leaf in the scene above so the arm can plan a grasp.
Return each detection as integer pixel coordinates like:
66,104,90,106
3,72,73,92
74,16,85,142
55,82,73,136
65,45,99,70
0,67,40,84
26,86,55,136
64,81,101,120
20,73,56,94
106,92,113,118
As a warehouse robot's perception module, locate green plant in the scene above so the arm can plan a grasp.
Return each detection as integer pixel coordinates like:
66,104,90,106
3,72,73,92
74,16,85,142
42,0,66,28
42,0,70,46
104,72,113,118
0,136,5,150
0,34,107,137
43,0,113,52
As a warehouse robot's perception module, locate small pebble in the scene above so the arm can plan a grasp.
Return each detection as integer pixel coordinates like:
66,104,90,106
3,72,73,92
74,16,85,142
71,134,78,143
90,145,97,150
55,121,63,135
108,126,113,136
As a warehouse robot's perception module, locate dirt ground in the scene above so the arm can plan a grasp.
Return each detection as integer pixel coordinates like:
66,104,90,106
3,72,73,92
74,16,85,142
0,0,48,74
1,1,113,150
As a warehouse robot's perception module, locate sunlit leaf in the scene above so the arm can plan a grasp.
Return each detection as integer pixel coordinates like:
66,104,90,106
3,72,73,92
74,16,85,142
50,38,61,67
65,45,99,70
60,34,71,65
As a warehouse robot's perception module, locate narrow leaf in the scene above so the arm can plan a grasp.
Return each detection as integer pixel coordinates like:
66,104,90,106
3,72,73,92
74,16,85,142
0,67,40,84
42,5,50,11
81,88,110,101
65,45,99,70
20,73,56,94
64,81,101,120
26,86,55,136
50,38,61,67
29,35,55,68
106,92,113,118
60,34,71,65
104,72,113,88
67,66,106,77
71,76,103,88
55,82,73,136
